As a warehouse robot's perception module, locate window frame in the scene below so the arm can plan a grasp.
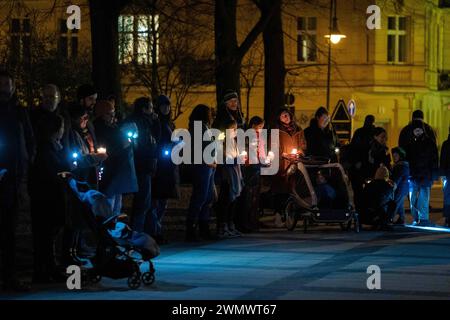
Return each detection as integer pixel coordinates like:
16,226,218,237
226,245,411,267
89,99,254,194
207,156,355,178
387,15,408,64
296,16,317,64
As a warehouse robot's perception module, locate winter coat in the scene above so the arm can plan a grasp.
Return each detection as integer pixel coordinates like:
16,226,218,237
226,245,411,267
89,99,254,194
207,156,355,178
152,117,180,199
363,140,391,180
125,112,161,176
29,140,70,226
392,160,410,198
398,120,439,187
64,125,102,187
441,135,450,178
94,118,138,197
0,98,35,183
347,125,375,168
361,179,395,225
30,107,61,144
270,126,307,194
219,137,244,202
304,119,339,162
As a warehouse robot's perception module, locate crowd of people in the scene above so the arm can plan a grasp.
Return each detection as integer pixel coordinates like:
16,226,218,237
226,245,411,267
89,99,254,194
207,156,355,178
1,69,450,292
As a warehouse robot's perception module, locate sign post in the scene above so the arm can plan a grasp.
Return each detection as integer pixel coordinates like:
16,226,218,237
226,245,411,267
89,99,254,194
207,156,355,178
331,99,352,145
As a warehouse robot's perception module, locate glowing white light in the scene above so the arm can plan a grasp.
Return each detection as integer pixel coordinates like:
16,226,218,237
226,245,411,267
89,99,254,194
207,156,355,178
218,132,226,141
335,147,340,154
97,147,107,154
291,149,297,155
72,152,79,159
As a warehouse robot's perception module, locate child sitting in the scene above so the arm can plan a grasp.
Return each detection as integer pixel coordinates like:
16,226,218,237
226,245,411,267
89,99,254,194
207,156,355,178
314,171,337,208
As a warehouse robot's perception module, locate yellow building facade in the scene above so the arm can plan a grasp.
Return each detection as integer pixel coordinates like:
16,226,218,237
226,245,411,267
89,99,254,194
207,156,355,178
1,0,449,148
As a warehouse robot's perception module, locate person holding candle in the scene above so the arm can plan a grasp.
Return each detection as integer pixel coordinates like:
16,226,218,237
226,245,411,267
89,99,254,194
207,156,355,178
216,118,245,238
94,100,138,215
235,116,266,233
270,108,306,227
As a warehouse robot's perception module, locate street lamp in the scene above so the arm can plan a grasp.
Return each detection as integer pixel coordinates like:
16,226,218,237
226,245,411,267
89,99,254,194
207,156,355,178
324,0,346,110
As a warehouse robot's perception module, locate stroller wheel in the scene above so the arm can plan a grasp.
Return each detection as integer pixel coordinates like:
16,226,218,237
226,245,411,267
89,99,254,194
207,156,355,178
284,198,299,231
127,273,141,289
142,272,155,285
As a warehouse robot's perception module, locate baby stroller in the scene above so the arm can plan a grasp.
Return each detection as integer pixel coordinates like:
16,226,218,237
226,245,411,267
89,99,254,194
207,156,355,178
281,155,360,233
60,173,158,289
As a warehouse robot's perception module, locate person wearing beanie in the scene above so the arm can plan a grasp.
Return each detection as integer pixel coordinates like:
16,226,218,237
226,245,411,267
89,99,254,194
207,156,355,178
212,89,245,131
398,109,438,226
93,100,138,215
77,84,98,115
441,128,450,227
390,147,410,225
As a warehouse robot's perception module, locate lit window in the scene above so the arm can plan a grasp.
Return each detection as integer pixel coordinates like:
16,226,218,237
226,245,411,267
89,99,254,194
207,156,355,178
297,17,317,63
118,15,159,65
387,16,408,64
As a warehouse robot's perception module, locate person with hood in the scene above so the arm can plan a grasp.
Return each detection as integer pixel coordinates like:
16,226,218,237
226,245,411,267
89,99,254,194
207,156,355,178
398,110,439,226
29,114,70,283
351,115,376,160
271,107,307,227
304,106,339,162
441,128,450,227
186,104,217,241
390,147,410,225
93,100,138,215
0,70,35,292
125,97,161,234
212,89,245,131
150,95,180,244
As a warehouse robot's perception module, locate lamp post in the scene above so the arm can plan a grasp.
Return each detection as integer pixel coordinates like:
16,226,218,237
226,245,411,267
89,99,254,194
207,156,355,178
324,0,346,110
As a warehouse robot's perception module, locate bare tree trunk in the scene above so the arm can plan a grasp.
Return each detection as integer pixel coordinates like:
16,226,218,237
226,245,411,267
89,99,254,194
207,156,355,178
261,0,285,124
89,0,127,103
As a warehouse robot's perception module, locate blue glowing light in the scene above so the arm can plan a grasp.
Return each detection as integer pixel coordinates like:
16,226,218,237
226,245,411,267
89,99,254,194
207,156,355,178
72,152,79,159
127,132,133,138
404,225,450,233
164,150,170,156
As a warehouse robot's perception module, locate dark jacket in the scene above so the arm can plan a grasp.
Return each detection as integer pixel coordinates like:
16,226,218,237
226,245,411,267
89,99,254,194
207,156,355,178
0,98,35,183
64,125,101,187
361,179,395,225
398,120,439,186
212,104,245,131
29,140,70,225
94,118,138,197
125,112,161,176
441,135,450,177
350,124,375,164
30,107,61,144
392,160,410,198
363,140,391,179
152,117,180,199
304,119,339,162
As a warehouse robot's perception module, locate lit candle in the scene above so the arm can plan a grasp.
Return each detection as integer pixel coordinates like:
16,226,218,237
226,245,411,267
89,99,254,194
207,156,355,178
97,147,107,154
218,132,226,141
291,148,297,155
335,147,340,154
241,151,248,157
268,151,275,160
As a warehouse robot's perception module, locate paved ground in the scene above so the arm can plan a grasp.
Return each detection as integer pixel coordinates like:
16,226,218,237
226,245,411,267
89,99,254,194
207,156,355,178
2,186,449,300
3,219,450,300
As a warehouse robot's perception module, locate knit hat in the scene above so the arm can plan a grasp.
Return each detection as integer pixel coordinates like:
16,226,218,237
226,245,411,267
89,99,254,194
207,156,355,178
77,84,97,101
156,94,171,107
223,90,238,103
391,147,406,160
95,100,114,118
